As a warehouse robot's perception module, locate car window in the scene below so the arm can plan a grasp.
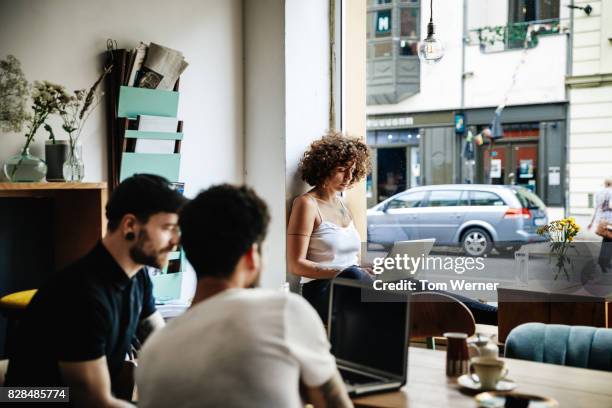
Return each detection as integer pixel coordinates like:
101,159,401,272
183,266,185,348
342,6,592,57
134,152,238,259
425,190,462,207
513,188,546,209
387,191,427,209
469,191,505,206
459,191,470,205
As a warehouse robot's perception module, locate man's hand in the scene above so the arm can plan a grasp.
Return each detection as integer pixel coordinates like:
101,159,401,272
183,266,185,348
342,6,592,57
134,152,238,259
302,370,353,408
59,357,135,408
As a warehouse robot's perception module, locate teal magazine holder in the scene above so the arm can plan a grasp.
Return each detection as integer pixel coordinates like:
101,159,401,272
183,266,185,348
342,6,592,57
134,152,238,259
117,86,184,301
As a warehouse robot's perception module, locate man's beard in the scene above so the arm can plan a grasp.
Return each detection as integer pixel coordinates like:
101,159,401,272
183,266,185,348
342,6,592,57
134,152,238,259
129,229,173,269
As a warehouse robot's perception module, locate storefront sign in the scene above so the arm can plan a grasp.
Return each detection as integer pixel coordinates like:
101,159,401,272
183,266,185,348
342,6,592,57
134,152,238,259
376,10,391,34
455,113,465,133
548,166,560,186
519,159,534,179
490,159,502,178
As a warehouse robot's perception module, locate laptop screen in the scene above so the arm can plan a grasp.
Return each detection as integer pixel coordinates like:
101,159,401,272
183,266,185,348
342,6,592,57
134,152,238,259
328,279,410,378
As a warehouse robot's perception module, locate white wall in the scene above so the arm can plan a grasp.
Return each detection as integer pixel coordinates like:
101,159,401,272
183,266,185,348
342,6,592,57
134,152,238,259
467,0,507,30
243,0,287,290
567,0,612,216
244,0,331,290
465,35,568,107
0,0,244,195
285,0,331,289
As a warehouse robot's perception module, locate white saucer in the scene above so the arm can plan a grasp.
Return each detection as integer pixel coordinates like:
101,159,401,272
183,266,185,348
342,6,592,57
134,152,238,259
458,374,517,391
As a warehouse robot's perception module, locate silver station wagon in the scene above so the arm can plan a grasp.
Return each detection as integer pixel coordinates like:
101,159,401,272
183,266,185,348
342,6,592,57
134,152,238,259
367,185,548,256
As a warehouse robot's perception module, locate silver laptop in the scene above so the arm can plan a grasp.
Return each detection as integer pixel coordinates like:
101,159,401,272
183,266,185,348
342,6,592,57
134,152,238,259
327,279,411,397
376,238,436,282
378,238,435,282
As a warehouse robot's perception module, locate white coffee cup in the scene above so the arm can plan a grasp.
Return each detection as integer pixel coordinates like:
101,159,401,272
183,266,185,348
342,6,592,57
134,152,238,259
470,357,508,390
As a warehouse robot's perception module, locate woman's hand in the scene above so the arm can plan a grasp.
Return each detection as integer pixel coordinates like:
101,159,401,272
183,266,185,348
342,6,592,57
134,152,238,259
360,266,376,277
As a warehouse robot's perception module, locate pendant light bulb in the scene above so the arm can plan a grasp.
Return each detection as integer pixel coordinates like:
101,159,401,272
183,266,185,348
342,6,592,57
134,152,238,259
418,1,444,64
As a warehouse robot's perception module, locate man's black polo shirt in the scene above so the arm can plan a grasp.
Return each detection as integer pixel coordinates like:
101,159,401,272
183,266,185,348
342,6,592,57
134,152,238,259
5,242,156,388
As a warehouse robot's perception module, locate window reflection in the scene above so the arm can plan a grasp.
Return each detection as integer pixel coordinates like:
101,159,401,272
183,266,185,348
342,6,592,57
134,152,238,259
399,40,418,56
374,42,393,58
400,7,417,37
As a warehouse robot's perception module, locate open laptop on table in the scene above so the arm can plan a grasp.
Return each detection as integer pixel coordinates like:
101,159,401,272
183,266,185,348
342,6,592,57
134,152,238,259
378,238,435,282
327,278,411,397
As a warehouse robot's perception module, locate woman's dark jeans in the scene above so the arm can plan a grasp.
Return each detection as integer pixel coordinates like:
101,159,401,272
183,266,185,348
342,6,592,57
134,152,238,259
599,237,612,273
302,265,498,326
301,266,373,324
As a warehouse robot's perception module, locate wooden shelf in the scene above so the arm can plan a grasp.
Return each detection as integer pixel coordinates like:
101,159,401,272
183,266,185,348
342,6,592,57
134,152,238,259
0,182,106,191
0,184,108,270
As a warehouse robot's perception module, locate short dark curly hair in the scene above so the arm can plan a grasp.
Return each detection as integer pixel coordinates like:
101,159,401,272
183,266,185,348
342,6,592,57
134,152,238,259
106,174,187,231
179,184,270,279
299,131,371,187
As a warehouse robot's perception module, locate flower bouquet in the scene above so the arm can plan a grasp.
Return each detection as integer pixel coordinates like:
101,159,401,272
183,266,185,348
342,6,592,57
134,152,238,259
537,217,580,280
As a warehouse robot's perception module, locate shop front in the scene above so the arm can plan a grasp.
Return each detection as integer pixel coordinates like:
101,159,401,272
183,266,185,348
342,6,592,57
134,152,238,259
366,103,567,208
366,111,455,208
466,103,567,207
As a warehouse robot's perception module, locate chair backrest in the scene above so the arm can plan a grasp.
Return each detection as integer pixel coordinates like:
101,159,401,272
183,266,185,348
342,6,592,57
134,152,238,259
410,292,476,339
505,323,612,371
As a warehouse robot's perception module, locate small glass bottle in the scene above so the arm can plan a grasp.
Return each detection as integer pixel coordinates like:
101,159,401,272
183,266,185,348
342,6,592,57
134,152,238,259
514,250,529,286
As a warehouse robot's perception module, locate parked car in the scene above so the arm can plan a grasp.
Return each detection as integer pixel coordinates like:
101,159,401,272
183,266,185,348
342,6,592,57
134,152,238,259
367,184,548,256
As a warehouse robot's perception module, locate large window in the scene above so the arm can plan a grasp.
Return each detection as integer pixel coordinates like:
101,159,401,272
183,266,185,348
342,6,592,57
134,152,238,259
366,0,419,60
509,0,560,23
399,6,418,56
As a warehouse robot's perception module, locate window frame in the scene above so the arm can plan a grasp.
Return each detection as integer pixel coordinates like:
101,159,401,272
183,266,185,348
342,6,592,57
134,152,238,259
508,0,560,24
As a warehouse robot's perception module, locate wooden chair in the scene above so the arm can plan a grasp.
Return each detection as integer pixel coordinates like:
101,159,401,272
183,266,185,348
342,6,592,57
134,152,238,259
410,292,476,349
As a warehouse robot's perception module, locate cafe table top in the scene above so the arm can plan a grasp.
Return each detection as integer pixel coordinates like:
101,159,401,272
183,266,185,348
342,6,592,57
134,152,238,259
352,347,612,408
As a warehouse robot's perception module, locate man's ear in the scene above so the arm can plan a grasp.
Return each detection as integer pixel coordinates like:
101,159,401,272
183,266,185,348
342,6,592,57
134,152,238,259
244,243,259,270
119,214,138,240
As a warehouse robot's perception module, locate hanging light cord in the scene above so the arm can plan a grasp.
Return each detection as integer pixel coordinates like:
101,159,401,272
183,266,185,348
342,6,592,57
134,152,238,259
429,0,433,23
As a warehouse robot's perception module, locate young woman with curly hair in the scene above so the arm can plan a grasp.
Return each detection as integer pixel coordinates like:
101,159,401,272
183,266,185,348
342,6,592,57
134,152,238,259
288,131,499,325
287,131,373,322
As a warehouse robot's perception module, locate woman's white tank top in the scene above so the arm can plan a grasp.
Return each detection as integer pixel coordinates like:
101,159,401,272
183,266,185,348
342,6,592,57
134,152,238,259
302,195,361,284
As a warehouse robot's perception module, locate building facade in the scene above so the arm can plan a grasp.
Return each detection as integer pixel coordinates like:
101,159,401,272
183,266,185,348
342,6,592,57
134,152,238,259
566,0,612,219
366,0,572,209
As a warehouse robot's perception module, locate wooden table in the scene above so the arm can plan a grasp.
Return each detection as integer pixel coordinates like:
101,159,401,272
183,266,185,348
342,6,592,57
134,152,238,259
498,281,612,342
353,348,612,407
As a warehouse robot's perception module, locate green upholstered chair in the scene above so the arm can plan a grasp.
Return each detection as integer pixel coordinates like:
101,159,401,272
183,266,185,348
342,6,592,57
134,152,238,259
504,323,612,371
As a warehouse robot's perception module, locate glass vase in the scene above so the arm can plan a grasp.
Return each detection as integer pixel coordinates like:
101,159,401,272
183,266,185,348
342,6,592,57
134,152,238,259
3,148,47,182
62,143,84,182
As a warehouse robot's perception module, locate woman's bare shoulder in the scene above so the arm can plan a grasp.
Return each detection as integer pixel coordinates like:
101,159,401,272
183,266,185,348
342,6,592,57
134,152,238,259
292,193,317,209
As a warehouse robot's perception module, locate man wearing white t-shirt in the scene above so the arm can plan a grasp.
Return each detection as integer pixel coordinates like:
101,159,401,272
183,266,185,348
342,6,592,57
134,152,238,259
136,184,352,408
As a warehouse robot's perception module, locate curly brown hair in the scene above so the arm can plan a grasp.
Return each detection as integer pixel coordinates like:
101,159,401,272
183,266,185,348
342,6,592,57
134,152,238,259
299,131,371,187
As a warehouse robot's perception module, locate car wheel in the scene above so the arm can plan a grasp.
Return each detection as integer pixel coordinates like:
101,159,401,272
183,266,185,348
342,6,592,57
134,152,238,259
461,228,492,257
